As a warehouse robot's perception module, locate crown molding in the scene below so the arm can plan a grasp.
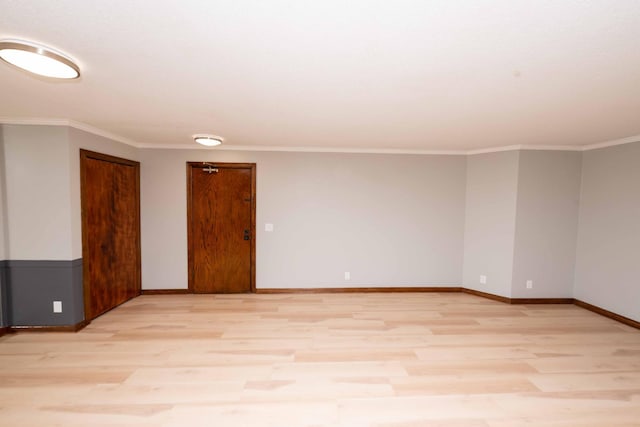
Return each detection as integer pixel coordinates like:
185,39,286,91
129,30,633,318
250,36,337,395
582,134,640,151
136,142,467,155
467,144,583,155
1,117,638,155
66,120,143,148
0,117,143,148
0,117,70,127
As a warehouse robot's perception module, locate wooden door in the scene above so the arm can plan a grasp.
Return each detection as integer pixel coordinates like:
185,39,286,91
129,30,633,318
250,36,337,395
187,162,256,293
81,150,141,321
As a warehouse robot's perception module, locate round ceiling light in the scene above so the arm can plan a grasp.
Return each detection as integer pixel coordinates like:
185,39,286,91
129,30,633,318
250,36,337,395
193,134,223,147
0,39,80,79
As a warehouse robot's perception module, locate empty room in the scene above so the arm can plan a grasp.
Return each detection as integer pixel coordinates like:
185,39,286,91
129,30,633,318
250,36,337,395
1,1,639,426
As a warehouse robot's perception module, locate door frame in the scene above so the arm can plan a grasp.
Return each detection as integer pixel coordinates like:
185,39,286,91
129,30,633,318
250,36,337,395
186,162,256,293
80,149,142,321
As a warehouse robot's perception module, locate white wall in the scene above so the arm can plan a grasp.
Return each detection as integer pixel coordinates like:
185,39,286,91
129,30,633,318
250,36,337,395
462,151,520,297
2,125,74,260
511,150,582,298
68,128,139,259
574,142,640,321
0,126,7,260
140,149,467,290
2,123,639,323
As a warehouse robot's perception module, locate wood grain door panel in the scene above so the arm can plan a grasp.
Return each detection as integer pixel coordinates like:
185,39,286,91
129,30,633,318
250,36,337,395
188,163,256,293
81,150,141,321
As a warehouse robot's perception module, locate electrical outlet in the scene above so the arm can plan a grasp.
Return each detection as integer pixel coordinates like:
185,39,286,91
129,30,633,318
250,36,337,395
53,301,62,313
479,275,487,284
344,272,351,280
526,280,533,289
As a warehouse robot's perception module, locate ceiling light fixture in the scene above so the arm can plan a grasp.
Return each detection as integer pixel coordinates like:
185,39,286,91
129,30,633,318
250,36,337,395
193,134,223,147
0,39,80,79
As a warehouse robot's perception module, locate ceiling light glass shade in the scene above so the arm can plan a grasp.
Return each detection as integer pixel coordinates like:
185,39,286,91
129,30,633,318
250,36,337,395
0,40,80,79
193,135,223,147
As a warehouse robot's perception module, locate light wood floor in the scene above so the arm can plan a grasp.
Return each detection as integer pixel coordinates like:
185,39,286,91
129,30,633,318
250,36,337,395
1,293,640,427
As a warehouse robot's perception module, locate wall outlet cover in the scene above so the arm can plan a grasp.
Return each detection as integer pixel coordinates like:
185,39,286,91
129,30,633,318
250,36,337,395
53,301,63,313
479,275,487,284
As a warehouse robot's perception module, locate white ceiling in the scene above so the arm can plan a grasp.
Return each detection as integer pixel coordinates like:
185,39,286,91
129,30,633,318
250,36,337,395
1,0,639,152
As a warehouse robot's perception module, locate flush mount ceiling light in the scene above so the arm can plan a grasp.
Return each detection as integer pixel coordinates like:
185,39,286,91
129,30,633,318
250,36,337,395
0,39,80,79
193,134,223,147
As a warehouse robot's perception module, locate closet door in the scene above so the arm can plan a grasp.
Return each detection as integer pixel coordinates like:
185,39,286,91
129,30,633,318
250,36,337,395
80,150,141,321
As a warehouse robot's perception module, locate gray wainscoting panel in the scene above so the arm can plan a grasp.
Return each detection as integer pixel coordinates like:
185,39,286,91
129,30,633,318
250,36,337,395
0,260,7,327
5,259,83,326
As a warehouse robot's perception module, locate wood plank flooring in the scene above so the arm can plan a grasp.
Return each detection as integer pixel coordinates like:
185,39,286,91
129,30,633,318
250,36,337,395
1,292,640,427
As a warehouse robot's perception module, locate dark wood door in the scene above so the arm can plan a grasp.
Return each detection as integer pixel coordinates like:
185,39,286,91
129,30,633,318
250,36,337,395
188,163,256,293
81,150,141,321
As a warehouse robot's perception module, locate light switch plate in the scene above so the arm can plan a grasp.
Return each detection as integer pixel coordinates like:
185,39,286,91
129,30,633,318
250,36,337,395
265,223,274,232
